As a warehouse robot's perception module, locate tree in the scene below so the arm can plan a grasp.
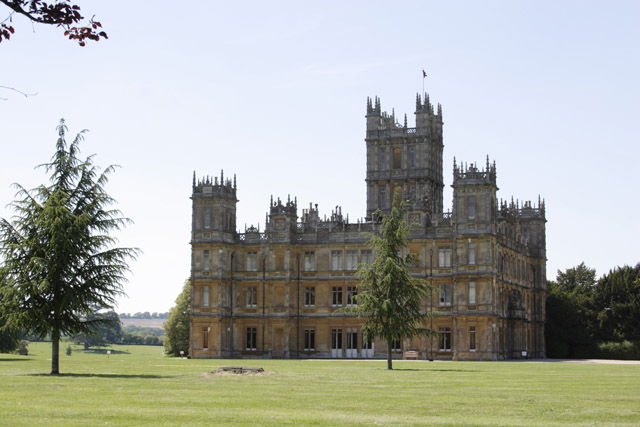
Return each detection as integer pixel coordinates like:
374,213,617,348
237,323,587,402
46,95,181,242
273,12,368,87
545,263,598,358
73,310,123,349
0,119,137,374
351,194,430,369
0,315,19,353
593,264,640,342
0,0,106,45
164,280,191,357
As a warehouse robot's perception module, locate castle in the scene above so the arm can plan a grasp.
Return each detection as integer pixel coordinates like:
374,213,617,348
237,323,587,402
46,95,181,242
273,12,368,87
189,92,547,360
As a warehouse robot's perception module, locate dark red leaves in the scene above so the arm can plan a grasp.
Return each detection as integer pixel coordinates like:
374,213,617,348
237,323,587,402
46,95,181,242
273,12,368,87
0,0,107,45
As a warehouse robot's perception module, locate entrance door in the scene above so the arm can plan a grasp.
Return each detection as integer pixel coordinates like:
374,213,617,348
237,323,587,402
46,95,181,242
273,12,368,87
331,328,343,358
362,335,374,358
346,329,358,358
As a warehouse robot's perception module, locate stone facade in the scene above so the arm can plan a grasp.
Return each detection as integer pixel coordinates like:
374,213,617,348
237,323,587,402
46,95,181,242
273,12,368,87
189,92,546,360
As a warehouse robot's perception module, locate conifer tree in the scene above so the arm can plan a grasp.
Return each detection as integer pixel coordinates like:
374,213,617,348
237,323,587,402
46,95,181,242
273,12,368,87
0,119,137,374
353,194,431,369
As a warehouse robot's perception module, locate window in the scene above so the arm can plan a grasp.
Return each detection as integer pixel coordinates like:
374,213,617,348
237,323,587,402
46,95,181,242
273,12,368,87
246,287,257,307
392,147,402,169
304,251,315,271
468,242,476,265
202,286,210,308
469,326,477,351
360,249,373,265
246,252,257,271
331,250,342,271
331,329,343,349
304,329,315,351
246,327,257,351
204,207,212,229
363,335,373,350
202,327,209,349
467,195,476,219
439,283,452,306
345,250,358,270
379,187,387,210
331,287,343,306
378,147,386,170
391,338,401,352
439,327,452,351
438,248,452,267
304,286,315,307
346,286,357,306
408,146,415,168
468,282,477,305
203,250,211,271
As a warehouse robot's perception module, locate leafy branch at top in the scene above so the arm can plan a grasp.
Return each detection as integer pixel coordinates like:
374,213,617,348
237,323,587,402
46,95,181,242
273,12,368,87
0,0,107,46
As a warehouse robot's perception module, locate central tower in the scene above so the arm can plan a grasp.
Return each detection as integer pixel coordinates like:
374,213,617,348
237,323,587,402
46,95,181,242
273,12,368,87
365,94,444,222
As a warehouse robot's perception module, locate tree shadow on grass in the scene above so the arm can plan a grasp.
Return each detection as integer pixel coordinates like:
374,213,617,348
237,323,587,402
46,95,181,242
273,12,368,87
26,373,173,379
390,368,479,372
78,348,130,355
0,357,33,362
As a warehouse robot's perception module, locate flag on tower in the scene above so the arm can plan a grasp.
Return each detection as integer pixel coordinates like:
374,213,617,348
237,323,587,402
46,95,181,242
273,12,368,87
422,69,428,78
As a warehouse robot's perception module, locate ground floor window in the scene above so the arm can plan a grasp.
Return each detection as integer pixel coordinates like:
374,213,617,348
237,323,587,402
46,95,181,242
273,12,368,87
246,327,257,351
304,329,315,351
439,327,452,351
469,326,477,351
331,328,343,349
391,338,401,352
202,327,209,349
362,335,373,349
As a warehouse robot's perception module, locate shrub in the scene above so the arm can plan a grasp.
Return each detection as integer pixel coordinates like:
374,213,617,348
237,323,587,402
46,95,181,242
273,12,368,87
597,341,640,360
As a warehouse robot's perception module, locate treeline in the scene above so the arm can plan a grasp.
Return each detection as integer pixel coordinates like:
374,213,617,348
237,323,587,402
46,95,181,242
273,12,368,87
119,312,168,319
72,311,164,348
546,263,640,359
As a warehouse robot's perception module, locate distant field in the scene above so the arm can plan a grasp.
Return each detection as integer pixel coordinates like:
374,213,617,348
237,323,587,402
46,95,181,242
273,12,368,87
120,318,165,329
1,342,639,426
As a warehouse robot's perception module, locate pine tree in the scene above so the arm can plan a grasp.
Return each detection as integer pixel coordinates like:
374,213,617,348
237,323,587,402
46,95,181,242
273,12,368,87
353,194,431,369
164,280,191,357
0,119,137,374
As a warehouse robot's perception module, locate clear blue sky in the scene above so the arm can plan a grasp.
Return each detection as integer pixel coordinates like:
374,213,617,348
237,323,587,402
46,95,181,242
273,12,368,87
1,1,639,313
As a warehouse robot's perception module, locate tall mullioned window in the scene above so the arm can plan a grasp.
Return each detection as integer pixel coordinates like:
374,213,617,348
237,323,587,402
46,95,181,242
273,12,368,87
467,195,476,219
304,286,315,307
468,242,476,265
346,287,357,306
439,327,452,351
392,147,402,169
304,329,315,351
203,250,211,271
378,147,386,170
202,327,209,349
331,250,342,270
246,327,257,351
331,287,343,306
246,287,257,307
469,326,477,351
202,286,209,308
246,252,257,271
468,282,477,305
438,248,452,267
304,251,315,271
204,207,212,229
345,250,358,270
408,146,415,168
360,249,373,265
439,283,452,306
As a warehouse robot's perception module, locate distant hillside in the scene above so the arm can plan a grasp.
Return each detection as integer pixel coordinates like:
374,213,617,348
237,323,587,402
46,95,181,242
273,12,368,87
121,318,166,329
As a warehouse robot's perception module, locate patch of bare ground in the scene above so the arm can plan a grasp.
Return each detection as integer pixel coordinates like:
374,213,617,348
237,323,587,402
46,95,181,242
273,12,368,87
205,366,273,376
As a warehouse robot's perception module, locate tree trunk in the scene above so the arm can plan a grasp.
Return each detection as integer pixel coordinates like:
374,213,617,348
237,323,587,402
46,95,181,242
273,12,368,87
387,341,393,370
51,328,60,375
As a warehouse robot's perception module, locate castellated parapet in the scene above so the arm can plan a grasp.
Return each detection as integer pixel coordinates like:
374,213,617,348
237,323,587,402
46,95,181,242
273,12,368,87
189,92,547,361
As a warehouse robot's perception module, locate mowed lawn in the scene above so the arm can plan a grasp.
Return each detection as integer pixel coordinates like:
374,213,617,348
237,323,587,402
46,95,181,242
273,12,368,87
1,343,639,426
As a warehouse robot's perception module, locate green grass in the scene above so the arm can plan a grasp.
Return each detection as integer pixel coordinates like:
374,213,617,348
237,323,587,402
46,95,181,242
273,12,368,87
1,342,639,426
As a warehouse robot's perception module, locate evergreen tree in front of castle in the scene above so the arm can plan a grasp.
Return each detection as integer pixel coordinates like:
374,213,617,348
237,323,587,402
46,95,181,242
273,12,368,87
353,193,432,369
